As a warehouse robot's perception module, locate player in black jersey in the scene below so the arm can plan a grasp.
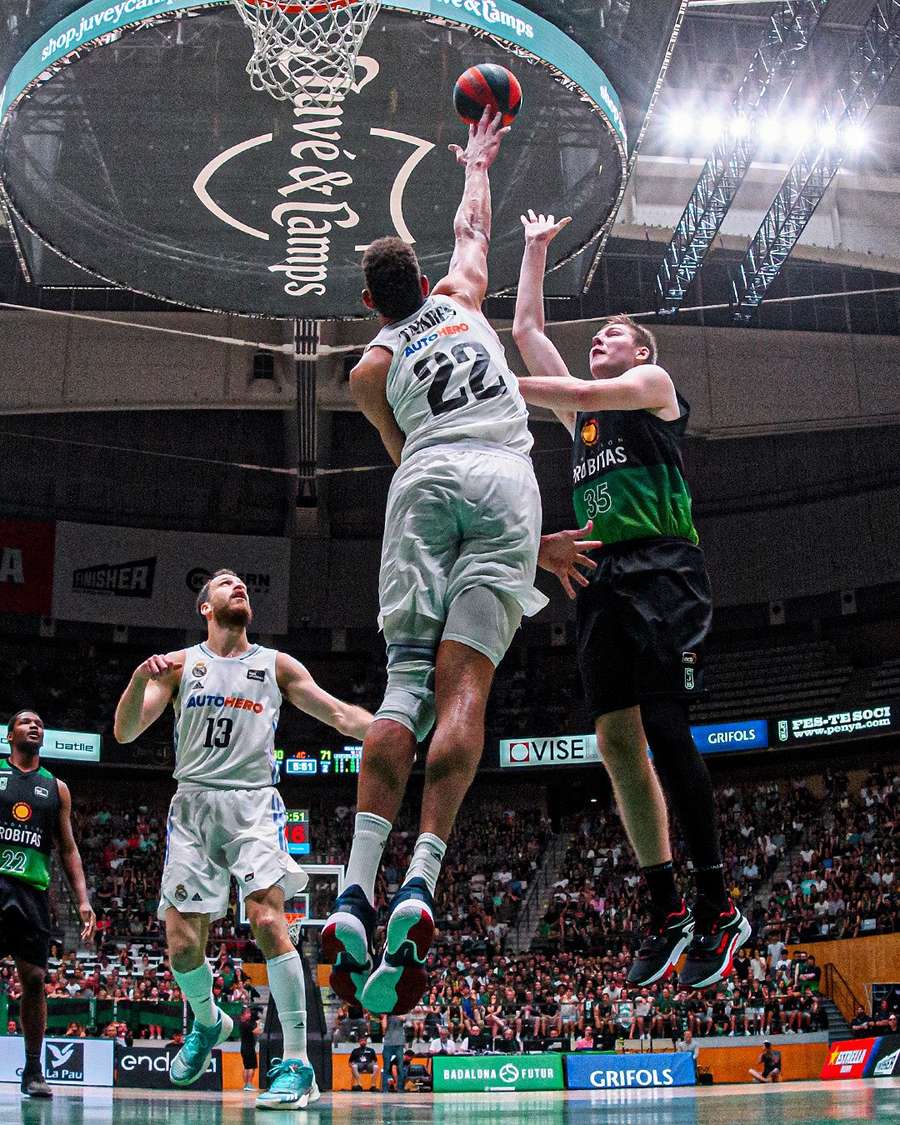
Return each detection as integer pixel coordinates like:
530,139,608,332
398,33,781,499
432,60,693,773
512,211,750,991
2,712,95,1098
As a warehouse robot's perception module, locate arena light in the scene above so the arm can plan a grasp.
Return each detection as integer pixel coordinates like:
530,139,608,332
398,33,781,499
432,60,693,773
699,113,724,145
842,121,868,152
667,108,694,142
757,115,782,149
817,120,840,148
729,114,752,140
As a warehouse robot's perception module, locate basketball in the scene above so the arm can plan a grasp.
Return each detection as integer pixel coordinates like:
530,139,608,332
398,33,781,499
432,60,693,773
453,64,522,126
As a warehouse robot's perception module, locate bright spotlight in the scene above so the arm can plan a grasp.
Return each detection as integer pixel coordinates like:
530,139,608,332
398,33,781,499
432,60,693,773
818,120,839,148
667,110,693,142
842,122,868,152
699,114,723,145
729,115,752,140
757,116,781,148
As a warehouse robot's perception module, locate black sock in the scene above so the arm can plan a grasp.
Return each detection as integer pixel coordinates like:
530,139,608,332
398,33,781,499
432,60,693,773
695,863,729,914
24,1051,41,1072
641,860,681,919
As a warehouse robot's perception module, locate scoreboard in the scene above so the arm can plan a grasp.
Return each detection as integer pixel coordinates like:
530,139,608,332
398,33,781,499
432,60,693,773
277,745,362,777
284,809,310,855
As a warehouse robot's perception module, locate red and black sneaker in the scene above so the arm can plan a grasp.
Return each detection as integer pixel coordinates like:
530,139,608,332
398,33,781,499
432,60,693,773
626,901,695,987
679,901,752,990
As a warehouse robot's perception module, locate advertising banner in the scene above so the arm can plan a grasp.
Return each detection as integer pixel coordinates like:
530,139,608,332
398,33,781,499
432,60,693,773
52,522,291,633
499,734,601,769
691,720,768,754
565,1051,696,1090
432,1053,564,1093
866,1035,900,1078
0,1036,113,1086
2,726,101,764
0,519,54,615
774,704,897,746
820,1037,879,1080
114,1045,222,1090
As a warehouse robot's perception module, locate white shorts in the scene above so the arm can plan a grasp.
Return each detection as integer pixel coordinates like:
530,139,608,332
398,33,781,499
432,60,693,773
378,442,547,661
158,786,308,921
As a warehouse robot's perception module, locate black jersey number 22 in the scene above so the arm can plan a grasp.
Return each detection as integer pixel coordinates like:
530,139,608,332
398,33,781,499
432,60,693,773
413,341,507,417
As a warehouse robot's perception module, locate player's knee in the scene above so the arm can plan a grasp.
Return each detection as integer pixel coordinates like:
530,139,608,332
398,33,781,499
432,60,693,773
376,646,436,742
18,966,44,993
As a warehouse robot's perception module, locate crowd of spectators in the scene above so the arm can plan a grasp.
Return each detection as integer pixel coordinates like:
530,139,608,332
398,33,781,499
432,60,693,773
332,944,834,1052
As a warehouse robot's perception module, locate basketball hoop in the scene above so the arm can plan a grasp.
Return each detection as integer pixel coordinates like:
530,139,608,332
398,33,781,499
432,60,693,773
232,0,380,107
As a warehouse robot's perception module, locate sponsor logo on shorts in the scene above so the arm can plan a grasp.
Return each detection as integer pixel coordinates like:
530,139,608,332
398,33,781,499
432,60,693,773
684,668,695,691
191,893,202,902
192,662,208,679
580,419,599,446
247,669,266,682
12,802,32,822
174,885,188,903
681,651,698,666
244,872,255,882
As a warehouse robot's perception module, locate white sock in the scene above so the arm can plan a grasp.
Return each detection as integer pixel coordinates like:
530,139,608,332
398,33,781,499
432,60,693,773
173,961,216,1026
403,832,447,897
344,812,392,905
268,950,308,1062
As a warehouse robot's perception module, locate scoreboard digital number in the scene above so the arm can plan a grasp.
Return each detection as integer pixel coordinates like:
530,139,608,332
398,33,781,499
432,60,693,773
276,745,362,776
284,809,310,855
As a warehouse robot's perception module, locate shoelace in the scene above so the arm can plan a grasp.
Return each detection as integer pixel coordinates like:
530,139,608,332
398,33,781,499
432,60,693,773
267,1058,307,1080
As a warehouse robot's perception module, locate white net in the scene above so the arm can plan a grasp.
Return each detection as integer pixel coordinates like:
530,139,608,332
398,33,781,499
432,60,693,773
232,0,381,107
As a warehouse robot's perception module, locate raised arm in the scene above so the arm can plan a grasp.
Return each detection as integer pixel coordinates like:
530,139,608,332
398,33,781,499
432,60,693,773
113,651,183,743
519,364,676,415
512,209,575,430
276,651,373,741
56,780,96,941
432,107,509,311
349,347,406,466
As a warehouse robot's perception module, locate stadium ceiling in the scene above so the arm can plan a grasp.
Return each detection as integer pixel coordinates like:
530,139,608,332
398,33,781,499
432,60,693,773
657,0,900,320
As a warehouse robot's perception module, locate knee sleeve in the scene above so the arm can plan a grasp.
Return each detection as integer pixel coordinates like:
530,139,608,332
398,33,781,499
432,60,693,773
442,586,523,666
375,643,436,742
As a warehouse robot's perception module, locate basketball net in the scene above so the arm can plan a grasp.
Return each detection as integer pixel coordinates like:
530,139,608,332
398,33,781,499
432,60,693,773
232,0,380,108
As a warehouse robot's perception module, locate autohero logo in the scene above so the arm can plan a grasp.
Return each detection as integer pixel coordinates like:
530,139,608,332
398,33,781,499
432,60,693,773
72,557,156,598
44,1040,84,1082
192,59,435,301
499,734,601,769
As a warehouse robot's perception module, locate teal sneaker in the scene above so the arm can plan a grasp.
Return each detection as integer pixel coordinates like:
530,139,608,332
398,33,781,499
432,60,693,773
169,1008,233,1087
256,1058,320,1111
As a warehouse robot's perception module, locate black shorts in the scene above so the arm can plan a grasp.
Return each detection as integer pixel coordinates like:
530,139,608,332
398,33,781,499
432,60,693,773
241,1043,258,1069
0,873,51,968
576,538,712,719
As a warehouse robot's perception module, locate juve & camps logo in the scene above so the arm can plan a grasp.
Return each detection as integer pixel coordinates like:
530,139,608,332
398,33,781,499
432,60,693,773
45,1040,84,1082
192,58,434,303
72,557,156,598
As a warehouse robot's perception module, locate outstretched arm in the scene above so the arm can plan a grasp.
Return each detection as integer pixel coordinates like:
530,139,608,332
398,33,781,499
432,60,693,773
512,209,575,430
432,107,509,311
276,652,373,741
56,781,95,941
349,348,406,466
519,364,675,414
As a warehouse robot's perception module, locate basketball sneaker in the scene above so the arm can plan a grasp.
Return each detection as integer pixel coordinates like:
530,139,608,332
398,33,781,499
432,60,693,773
256,1058,320,1111
626,900,694,987
20,1066,52,1098
360,877,434,1016
169,1008,233,1087
321,883,377,1004
679,901,752,990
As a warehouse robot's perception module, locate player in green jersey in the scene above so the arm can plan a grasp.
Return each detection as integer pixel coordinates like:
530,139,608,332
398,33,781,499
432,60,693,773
512,211,750,993
2,711,95,1098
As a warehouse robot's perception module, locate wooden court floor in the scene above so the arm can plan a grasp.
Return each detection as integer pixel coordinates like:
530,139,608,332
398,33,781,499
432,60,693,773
1,1078,897,1123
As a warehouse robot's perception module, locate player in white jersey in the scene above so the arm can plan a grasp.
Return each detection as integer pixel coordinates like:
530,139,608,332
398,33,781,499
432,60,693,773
114,569,371,1110
323,109,599,1017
